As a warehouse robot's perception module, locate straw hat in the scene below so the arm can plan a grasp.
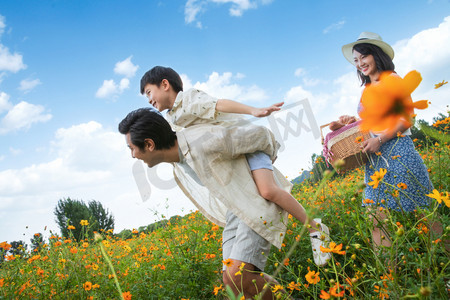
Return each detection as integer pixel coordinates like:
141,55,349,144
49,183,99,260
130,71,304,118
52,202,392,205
342,32,394,65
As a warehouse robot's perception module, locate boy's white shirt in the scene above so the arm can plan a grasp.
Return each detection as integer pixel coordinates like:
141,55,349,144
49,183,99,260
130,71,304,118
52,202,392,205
167,88,291,248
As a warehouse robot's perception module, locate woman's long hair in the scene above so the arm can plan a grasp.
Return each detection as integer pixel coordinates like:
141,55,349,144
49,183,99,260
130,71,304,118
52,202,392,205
353,43,395,86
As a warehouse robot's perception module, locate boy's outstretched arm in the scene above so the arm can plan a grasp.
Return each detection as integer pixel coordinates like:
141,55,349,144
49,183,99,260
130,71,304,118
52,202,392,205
215,99,284,117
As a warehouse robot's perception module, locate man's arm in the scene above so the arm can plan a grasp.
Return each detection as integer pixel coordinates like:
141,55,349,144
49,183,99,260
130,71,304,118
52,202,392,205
215,99,284,117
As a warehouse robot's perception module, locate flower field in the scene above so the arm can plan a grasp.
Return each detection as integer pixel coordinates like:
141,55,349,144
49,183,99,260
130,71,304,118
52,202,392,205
0,117,449,299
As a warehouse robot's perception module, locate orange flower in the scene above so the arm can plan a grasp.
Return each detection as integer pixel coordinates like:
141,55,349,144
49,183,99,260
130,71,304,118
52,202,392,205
320,242,346,255
434,80,448,89
305,268,320,284
122,291,132,300
287,281,301,291
0,241,11,250
83,281,92,291
67,225,75,230
355,136,364,143
368,168,387,189
397,183,407,190
213,284,223,295
222,258,234,268
320,290,331,299
359,71,428,134
330,283,345,297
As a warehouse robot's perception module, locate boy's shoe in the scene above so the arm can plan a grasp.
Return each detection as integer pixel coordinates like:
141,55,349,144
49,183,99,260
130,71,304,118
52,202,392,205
309,218,331,266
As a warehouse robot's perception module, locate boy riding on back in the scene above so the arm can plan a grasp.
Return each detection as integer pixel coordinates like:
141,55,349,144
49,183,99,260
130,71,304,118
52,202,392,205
140,66,331,266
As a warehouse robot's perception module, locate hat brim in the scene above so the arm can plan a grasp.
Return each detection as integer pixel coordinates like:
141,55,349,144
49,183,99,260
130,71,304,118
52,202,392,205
342,39,394,65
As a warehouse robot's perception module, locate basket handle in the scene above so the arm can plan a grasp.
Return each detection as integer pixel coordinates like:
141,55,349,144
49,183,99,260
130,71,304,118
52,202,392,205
319,123,332,145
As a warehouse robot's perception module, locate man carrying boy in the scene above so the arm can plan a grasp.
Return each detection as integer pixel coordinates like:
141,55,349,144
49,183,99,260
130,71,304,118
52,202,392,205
139,66,331,267
119,108,293,299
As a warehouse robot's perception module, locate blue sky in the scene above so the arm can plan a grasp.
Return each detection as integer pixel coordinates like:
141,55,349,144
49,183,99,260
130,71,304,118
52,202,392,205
1,0,449,244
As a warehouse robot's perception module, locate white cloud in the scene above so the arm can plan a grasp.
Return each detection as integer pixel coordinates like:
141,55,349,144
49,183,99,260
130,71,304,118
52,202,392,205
95,78,129,99
185,0,205,27
119,78,130,90
114,56,139,78
18,78,42,93
97,57,134,99
0,121,196,244
184,0,272,26
0,92,12,114
184,71,269,102
0,44,27,73
323,19,346,34
392,16,450,122
0,101,52,134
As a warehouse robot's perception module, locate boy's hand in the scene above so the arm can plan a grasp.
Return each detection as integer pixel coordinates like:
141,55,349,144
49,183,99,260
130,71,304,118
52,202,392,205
252,102,284,117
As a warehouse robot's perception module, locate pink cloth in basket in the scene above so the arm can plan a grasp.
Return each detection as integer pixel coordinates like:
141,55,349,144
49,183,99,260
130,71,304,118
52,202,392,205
322,120,361,166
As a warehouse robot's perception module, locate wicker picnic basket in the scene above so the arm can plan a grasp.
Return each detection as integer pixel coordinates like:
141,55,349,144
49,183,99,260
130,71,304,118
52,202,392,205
321,120,371,174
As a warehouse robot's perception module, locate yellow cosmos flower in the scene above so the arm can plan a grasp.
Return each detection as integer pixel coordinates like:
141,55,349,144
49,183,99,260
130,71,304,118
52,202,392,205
426,189,450,207
359,71,428,134
434,80,448,89
305,268,320,284
80,220,89,226
368,168,387,189
271,284,284,293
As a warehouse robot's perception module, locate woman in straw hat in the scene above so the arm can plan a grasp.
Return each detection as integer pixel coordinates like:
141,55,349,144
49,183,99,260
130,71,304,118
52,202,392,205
334,32,436,249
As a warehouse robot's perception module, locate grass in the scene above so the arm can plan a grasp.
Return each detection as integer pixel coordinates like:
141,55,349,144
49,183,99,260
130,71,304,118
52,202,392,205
0,118,449,299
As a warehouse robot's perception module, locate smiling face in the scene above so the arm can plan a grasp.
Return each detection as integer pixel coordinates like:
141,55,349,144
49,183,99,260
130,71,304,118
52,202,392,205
352,49,380,82
143,80,173,112
125,133,158,168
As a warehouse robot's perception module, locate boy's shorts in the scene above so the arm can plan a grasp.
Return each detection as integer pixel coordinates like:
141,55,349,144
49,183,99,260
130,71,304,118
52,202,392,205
222,211,271,272
246,151,273,171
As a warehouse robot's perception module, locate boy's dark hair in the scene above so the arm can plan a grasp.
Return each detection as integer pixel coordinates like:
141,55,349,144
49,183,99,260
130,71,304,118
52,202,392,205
118,108,177,151
140,66,183,94
353,43,395,86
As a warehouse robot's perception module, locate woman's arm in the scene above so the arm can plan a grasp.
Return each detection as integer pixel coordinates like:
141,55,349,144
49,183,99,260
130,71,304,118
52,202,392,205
215,99,283,117
362,121,411,153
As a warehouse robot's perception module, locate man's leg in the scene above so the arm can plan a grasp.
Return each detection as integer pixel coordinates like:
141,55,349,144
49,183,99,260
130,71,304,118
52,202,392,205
223,259,279,300
222,211,277,299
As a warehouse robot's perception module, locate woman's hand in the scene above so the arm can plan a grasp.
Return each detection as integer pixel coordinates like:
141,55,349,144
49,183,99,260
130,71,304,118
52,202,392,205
362,137,381,153
329,121,344,131
338,115,357,125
